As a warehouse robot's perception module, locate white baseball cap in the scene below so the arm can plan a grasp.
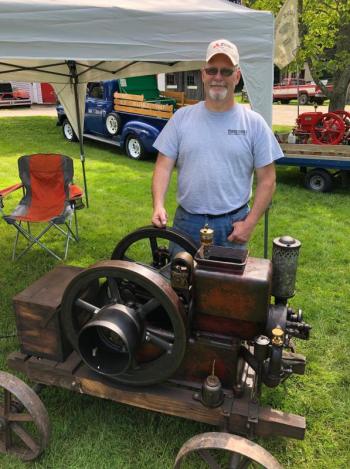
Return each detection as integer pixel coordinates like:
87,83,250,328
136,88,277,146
206,39,239,66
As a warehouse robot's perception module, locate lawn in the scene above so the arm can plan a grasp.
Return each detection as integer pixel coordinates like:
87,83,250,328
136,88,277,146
0,117,349,468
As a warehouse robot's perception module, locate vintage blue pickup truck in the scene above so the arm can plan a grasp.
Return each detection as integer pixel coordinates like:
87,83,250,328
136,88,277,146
56,75,189,160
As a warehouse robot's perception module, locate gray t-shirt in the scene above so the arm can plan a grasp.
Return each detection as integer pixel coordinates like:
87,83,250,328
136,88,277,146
153,102,284,215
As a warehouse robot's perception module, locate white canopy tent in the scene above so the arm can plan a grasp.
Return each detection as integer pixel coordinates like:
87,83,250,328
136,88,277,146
0,0,275,204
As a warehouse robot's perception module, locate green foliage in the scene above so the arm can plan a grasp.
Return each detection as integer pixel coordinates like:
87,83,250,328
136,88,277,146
0,117,350,468
248,0,350,109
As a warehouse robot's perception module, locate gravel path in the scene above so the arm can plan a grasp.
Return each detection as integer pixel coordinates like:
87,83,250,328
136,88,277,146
1,103,349,127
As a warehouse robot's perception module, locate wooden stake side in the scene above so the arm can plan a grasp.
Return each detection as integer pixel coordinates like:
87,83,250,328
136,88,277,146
113,92,144,101
114,103,173,119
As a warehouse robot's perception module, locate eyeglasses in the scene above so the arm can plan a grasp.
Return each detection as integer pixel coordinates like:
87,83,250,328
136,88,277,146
204,67,236,77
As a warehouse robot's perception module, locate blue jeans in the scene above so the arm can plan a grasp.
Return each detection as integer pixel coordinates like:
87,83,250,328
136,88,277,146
171,204,250,255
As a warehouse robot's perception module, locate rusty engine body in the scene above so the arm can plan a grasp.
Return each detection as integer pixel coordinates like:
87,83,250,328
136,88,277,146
55,226,311,401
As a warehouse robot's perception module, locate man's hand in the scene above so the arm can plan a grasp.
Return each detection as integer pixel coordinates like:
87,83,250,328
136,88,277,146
227,219,254,244
152,206,168,228
151,153,175,228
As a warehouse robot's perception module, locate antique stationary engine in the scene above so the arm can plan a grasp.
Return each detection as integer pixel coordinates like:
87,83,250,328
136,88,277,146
60,226,310,395
3,225,311,466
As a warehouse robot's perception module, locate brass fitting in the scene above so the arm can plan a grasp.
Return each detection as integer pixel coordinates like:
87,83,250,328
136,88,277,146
271,327,284,346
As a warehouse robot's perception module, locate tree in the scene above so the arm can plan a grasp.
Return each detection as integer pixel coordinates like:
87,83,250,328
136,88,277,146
247,0,350,110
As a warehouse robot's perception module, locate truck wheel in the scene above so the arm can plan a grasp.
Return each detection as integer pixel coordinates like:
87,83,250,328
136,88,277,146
125,135,146,160
280,99,290,104
305,168,333,192
62,119,78,142
298,93,309,105
105,113,121,136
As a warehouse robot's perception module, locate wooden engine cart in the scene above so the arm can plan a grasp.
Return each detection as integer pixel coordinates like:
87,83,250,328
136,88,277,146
1,226,311,467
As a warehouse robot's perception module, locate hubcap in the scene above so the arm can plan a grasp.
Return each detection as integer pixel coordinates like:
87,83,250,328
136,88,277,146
107,116,118,134
128,138,141,158
310,176,324,191
64,123,73,139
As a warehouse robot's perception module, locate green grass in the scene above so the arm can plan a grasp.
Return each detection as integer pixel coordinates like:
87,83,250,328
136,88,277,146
0,117,349,468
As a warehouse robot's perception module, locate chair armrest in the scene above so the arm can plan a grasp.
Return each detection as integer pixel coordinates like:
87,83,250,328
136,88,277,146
0,183,23,198
0,183,23,208
68,184,85,210
69,184,84,200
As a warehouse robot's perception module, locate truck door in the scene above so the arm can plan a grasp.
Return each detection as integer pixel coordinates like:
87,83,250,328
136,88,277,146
85,82,106,135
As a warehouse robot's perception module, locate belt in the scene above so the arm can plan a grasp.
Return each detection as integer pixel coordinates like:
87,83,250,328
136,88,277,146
180,203,248,218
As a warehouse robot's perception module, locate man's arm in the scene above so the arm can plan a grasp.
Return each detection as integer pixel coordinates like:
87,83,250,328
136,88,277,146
151,153,176,227
227,163,276,244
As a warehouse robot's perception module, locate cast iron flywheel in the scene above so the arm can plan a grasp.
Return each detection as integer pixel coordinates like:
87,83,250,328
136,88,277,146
61,260,187,386
111,225,198,274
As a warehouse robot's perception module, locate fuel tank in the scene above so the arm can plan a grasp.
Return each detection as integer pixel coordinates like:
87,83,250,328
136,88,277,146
193,246,272,339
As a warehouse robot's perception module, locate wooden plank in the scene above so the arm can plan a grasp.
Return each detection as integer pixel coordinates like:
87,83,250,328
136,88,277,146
55,351,82,374
114,98,173,112
230,399,306,440
7,351,306,439
113,92,144,101
163,90,184,106
114,104,173,119
76,367,226,426
281,143,350,158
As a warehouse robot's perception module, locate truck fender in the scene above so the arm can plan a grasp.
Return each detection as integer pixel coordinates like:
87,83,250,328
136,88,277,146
120,121,161,153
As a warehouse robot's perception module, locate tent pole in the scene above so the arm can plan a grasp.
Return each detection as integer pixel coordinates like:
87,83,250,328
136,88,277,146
67,60,89,208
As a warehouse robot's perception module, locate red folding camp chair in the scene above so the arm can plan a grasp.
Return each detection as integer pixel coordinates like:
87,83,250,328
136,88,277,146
0,153,84,261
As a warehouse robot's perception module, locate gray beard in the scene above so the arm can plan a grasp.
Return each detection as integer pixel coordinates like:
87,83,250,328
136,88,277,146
208,87,228,101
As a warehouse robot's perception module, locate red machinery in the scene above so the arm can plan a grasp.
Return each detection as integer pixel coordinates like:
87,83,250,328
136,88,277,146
294,110,350,145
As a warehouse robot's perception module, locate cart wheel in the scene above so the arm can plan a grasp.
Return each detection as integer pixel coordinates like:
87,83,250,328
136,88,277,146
0,371,50,461
174,432,282,468
305,168,333,192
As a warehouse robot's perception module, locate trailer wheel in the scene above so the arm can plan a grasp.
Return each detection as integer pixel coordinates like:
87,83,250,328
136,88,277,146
305,168,333,192
298,93,309,105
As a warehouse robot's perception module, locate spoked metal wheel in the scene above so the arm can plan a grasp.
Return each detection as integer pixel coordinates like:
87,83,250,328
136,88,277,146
111,225,198,276
310,112,345,144
0,372,50,461
61,260,187,385
174,432,282,469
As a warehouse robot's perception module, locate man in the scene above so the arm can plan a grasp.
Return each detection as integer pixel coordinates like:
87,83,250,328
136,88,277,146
152,39,283,247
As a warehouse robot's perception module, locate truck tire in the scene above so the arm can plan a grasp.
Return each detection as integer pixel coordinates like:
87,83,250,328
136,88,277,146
105,113,121,136
280,99,290,104
305,168,333,192
298,93,309,105
62,119,78,142
125,135,147,160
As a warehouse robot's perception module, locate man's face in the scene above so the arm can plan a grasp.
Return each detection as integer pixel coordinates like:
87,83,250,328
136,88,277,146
202,54,241,103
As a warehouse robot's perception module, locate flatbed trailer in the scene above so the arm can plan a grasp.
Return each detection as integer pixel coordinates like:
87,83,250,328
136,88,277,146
277,143,350,192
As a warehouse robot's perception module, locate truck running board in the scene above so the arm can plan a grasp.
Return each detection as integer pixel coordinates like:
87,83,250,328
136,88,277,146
83,133,122,147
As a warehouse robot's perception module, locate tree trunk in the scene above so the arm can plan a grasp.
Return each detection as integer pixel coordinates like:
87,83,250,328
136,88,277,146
328,67,350,111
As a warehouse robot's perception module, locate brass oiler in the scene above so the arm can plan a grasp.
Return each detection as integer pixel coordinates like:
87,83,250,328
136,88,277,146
200,224,214,258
